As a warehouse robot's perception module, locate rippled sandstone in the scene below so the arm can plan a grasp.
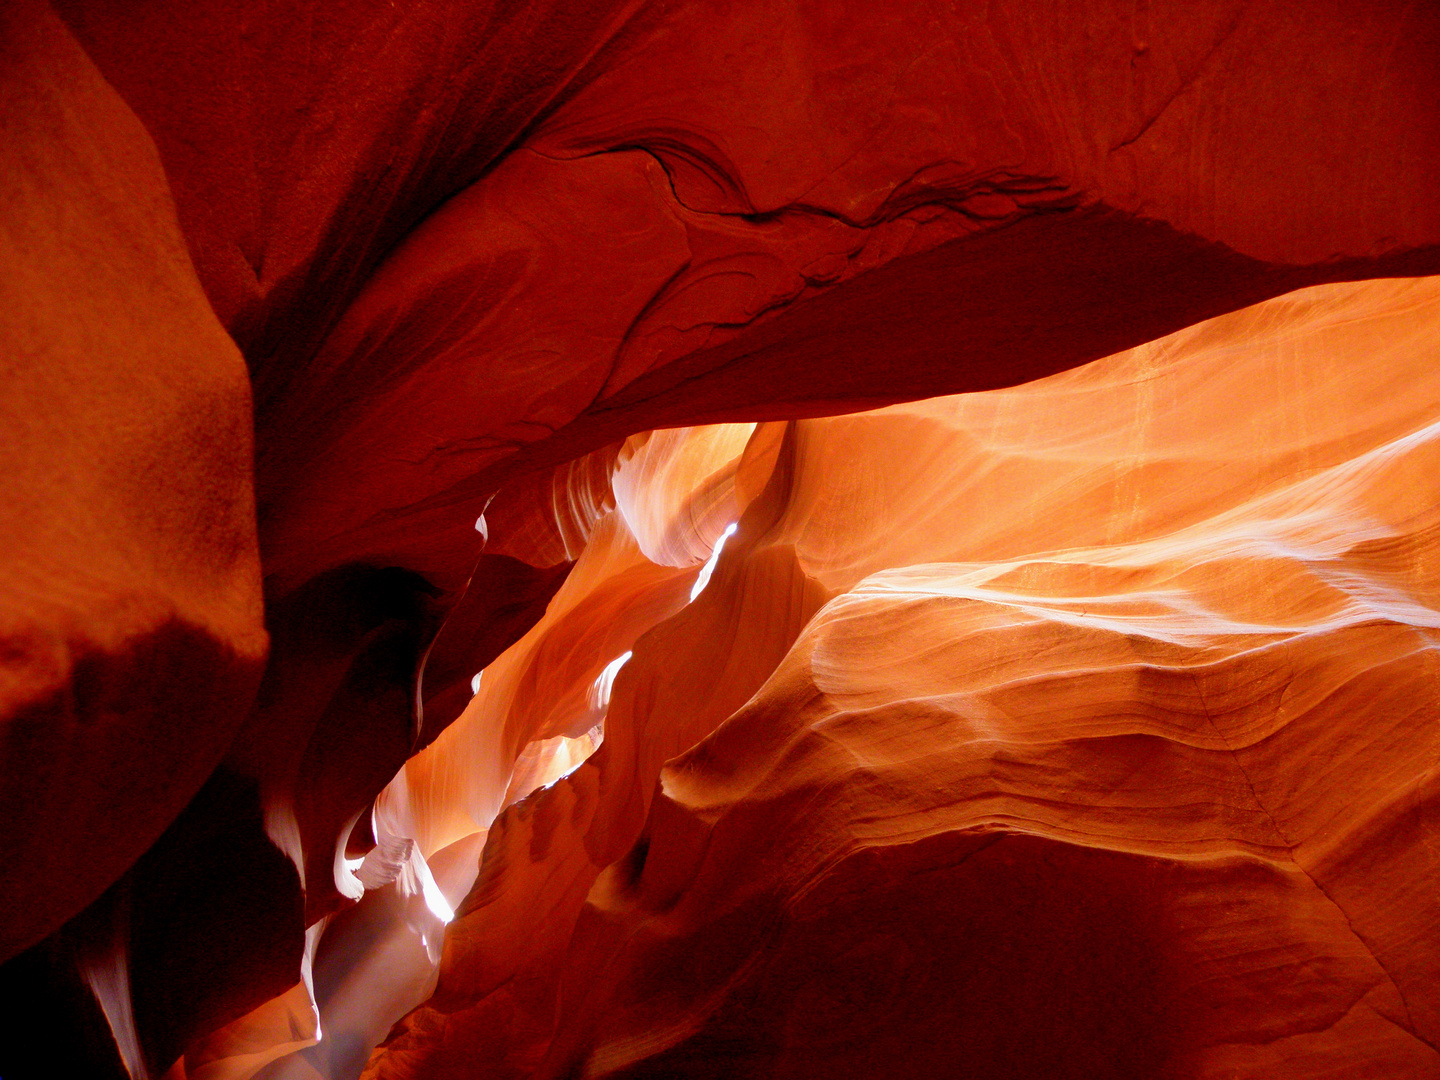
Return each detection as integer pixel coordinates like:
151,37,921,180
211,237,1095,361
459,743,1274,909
1,1,1438,1078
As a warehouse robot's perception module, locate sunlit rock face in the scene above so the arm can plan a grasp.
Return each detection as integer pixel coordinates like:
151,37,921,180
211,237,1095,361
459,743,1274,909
2,0,1440,1078
366,278,1440,1079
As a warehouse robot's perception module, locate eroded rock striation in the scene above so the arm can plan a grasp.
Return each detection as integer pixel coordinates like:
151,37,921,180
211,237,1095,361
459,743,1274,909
372,278,1440,1079
2,0,1439,1078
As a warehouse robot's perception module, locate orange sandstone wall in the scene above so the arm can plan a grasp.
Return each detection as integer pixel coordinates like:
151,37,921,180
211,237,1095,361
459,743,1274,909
1,0,1438,1077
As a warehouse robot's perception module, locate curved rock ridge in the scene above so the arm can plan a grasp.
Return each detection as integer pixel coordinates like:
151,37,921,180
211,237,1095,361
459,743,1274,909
192,0,1440,960
159,421,772,1080
362,276,1440,1079
71,0,1432,605
0,0,266,964
5,1,1440,1076
392,421,766,863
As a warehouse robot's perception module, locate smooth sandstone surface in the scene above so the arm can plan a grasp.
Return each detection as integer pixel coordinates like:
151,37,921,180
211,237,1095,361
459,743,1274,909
0,0,266,963
366,277,1440,1079
2,0,1439,1077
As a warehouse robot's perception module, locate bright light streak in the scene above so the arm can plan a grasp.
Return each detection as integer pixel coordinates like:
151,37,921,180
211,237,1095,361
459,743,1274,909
302,921,326,1042
590,651,632,713
470,670,484,695
413,851,455,923
78,941,147,1080
689,522,738,601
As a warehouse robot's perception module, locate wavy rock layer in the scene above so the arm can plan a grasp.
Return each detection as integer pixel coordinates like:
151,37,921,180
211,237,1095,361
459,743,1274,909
4,1,1440,1077
369,277,1440,1079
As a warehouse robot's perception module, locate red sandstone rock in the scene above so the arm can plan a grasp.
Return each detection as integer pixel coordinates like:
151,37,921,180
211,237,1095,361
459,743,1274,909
371,277,1440,1079
0,0,265,964
3,0,1440,1077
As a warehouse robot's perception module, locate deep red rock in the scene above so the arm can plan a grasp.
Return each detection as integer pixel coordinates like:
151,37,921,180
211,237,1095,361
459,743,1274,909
3,0,1440,1077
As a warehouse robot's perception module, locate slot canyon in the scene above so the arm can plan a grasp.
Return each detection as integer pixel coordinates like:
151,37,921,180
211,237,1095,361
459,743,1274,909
3,0,1440,1076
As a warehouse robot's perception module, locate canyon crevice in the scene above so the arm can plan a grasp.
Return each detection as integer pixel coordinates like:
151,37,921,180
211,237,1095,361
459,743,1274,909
2,1,1438,1077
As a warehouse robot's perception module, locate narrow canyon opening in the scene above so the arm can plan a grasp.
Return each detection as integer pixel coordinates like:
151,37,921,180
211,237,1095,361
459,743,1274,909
3,2,1439,1078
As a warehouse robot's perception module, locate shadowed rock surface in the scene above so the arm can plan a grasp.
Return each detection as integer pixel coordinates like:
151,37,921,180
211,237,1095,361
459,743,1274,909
2,1,1439,1077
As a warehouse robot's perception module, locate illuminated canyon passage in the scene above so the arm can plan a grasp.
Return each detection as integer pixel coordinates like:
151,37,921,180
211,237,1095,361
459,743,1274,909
2,0,1440,1077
